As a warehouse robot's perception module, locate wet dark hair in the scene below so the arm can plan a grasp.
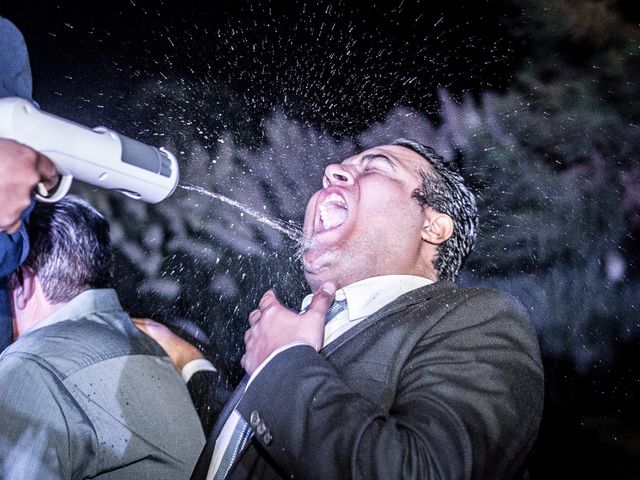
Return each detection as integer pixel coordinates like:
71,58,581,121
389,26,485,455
9,196,113,303
392,138,478,281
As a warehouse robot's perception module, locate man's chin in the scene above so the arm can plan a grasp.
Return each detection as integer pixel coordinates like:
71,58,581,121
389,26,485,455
302,257,324,280
302,251,336,290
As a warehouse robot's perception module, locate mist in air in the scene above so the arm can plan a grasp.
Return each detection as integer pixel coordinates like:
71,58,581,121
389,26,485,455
6,1,640,477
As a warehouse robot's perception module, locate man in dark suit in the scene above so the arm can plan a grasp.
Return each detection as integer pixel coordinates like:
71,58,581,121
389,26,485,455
141,139,544,479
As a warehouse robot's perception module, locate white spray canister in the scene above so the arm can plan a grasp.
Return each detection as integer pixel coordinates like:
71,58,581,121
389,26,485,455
0,96,179,203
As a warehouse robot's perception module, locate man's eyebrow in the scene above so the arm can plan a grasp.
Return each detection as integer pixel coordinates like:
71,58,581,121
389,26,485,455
360,153,396,167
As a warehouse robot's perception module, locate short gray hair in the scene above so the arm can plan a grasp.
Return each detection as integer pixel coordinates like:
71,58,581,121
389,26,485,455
393,138,478,281
9,196,113,303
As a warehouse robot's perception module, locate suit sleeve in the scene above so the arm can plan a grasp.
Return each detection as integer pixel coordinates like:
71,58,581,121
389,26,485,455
236,289,544,480
186,369,233,437
0,353,98,479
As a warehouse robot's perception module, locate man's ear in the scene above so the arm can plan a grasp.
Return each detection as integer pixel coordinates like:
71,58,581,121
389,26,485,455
12,266,36,311
421,211,454,245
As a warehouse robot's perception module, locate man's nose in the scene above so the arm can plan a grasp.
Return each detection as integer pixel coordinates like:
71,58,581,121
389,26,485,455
323,163,355,187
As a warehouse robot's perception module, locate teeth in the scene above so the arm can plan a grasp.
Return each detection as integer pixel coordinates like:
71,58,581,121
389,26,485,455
322,193,346,208
319,193,348,230
319,207,334,229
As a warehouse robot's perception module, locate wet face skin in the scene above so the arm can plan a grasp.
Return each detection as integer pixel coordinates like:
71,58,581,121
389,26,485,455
302,145,441,291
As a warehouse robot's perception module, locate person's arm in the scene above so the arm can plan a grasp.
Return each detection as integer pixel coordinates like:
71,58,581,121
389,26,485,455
133,318,232,436
236,289,544,479
0,353,97,479
0,139,58,234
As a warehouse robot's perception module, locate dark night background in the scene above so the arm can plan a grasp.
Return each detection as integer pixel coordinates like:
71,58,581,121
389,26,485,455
2,1,640,478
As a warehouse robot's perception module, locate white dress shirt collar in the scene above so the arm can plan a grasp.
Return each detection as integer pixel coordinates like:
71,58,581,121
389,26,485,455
302,275,433,318
302,275,433,345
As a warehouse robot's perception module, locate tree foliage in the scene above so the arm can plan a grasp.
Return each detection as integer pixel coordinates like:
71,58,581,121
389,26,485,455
71,0,640,378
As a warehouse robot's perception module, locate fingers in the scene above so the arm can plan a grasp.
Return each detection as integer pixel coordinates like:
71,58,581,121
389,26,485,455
241,289,288,375
0,140,58,233
306,281,336,316
132,317,148,330
248,309,262,326
132,318,159,335
244,325,255,346
246,290,274,333
244,308,263,361
256,289,285,317
240,353,249,372
0,177,32,233
132,317,153,327
35,152,59,190
133,317,171,340
258,289,278,309
240,328,258,373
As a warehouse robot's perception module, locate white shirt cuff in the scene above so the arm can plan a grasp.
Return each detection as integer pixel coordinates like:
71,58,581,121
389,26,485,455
181,358,217,383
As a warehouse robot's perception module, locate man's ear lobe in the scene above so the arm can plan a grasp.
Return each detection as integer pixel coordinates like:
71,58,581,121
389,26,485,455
13,266,36,310
421,214,454,245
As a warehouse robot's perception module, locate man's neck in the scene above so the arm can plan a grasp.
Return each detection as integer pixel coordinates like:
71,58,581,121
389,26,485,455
15,298,63,338
332,272,436,292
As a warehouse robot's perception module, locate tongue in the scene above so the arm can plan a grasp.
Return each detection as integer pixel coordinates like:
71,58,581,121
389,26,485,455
321,203,348,230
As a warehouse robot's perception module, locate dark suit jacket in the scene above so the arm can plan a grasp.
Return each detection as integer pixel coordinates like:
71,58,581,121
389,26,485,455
190,281,544,479
187,368,233,438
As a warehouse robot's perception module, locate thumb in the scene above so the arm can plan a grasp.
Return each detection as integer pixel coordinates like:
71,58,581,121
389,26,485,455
306,282,336,317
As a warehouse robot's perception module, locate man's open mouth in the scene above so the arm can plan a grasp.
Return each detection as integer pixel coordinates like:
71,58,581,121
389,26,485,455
318,192,348,231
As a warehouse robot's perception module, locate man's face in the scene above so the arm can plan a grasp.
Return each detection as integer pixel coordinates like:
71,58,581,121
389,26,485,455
302,145,432,291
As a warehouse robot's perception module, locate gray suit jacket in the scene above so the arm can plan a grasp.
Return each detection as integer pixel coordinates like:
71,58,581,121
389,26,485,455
191,281,544,479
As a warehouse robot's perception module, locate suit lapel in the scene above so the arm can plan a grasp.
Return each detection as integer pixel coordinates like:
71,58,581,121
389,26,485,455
190,376,249,480
212,376,249,440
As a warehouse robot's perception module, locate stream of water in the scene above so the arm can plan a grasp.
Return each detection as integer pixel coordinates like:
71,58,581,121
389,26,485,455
179,182,304,242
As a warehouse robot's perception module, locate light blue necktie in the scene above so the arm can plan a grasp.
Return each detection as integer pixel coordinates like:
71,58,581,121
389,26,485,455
325,298,348,324
213,418,253,480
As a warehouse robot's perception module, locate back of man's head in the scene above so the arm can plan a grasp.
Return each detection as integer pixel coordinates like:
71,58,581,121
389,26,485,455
17,196,113,304
392,138,478,282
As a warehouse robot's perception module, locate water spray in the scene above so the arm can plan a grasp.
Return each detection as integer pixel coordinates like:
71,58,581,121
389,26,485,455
179,182,302,242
